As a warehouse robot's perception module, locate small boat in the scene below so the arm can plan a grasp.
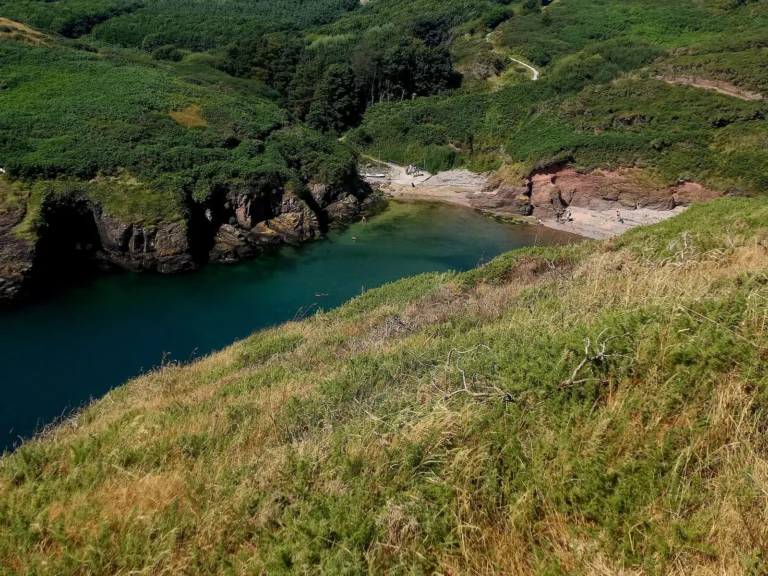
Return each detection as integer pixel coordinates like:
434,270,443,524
352,236,358,241
314,292,328,297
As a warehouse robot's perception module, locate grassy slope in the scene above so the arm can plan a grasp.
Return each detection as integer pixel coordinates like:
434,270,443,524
1,198,767,574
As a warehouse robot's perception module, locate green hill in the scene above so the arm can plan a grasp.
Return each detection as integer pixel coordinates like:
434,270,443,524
1,198,766,573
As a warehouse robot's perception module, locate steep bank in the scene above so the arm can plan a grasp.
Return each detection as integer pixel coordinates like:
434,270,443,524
0,201,572,452
1,198,765,573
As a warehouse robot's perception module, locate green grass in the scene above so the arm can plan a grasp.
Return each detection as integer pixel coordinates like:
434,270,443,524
1,198,766,574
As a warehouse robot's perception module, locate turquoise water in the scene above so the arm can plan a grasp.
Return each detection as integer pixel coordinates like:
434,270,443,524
0,202,576,451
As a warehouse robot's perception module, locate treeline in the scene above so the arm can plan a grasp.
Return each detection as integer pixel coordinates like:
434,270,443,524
221,27,458,135
91,0,360,51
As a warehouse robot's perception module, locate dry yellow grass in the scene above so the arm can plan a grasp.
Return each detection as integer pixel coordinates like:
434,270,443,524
169,105,209,129
0,18,47,46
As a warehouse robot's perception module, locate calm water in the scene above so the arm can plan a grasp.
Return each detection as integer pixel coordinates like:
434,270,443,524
0,202,576,450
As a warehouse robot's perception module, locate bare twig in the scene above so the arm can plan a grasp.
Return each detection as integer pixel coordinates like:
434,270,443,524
441,345,513,402
560,329,635,389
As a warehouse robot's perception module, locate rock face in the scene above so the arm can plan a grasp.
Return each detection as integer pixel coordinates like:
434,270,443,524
468,180,532,216
530,176,567,219
0,177,373,303
0,207,35,305
472,167,720,221
208,182,368,262
209,223,259,263
93,208,197,273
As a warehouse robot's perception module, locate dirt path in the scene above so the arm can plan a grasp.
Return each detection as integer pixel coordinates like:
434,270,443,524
657,75,763,101
485,31,540,81
508,57,539,81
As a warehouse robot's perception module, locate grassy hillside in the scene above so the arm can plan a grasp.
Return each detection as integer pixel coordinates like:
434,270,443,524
1,197,766,574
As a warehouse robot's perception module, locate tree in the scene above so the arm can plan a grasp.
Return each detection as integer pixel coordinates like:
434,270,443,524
306,64,363,135
522,0,541,15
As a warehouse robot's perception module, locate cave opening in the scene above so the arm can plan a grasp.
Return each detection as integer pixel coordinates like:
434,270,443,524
31,200,104,295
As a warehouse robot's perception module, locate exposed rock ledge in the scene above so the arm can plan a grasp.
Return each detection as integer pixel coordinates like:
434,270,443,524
208,182,374,263
477,167,720,239
93,208,197,274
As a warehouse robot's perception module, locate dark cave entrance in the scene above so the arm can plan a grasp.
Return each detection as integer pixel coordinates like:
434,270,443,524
31,200,104,294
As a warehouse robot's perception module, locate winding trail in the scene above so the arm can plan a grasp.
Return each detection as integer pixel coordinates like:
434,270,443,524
508,57,539,81
485,31,540,81
656,75,763,101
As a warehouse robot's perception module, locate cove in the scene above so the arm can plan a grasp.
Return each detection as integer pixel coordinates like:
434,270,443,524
0,202,577,451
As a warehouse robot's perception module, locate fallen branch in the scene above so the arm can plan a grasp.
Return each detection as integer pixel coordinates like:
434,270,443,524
437,345,513,402
560,329,634,389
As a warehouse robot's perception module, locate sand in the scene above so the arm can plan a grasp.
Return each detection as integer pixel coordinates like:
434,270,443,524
361,159,687,239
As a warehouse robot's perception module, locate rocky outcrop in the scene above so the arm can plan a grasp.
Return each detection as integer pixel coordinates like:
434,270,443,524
1,176,373,304
209,223,259,263
208,182,369,261
93,208,196,273
468,179,533,216
0,208,35,305
530,175,567,219
471,167,720,221
252,210,320,246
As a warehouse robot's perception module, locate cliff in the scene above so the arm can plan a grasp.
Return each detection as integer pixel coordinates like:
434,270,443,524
0,186,34,302
0,177,374,305
1,197,766,574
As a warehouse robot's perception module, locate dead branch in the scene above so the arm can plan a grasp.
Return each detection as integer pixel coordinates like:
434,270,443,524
440,345,513,402
560,329,634,389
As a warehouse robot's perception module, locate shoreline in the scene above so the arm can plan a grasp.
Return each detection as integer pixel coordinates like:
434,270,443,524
363,161,694,240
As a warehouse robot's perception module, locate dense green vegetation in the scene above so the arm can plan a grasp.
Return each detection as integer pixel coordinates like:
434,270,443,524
1,0,768,571
0,36,358,227
0,0,503,229
349,0,768,190
3,0,766,201
1,197,766,573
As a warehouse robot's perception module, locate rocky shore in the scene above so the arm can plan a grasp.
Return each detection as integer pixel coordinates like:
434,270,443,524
0,178,376,306
364,161,722,239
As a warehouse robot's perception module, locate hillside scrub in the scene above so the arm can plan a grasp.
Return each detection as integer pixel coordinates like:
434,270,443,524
1,198,767,574
349,0,768,190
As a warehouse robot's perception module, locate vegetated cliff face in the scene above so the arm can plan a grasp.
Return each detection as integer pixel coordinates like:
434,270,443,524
0,177,374,305
469,166,722,218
